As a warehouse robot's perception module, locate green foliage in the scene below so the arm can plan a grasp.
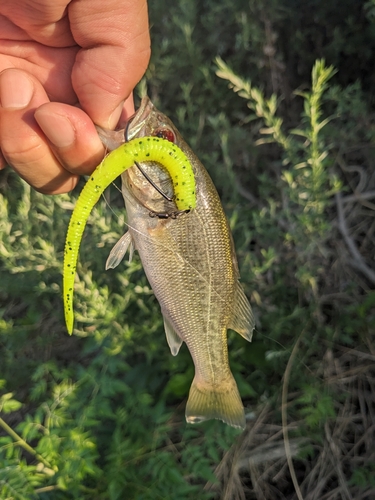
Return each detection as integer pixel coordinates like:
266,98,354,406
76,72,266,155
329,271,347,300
1,0,375,498
0,391,22,414
296,386,336,430
350,464,375,488
0,175,239,498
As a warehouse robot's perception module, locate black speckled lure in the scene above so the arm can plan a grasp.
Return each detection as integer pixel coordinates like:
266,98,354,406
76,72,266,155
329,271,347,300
63,136,196,334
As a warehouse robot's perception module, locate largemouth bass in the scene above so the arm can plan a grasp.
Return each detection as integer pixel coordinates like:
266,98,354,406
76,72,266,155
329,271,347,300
102,97,255,429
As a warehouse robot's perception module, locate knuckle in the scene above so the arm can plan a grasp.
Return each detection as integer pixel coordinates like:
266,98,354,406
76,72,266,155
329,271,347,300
1,136,45,167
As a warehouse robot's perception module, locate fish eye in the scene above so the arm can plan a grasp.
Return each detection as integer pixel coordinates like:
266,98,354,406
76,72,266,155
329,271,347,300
153,127,176,143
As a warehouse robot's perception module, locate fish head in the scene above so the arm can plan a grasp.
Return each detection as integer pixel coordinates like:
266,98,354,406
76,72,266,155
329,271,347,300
123,97,187,214
96,96,181,148
125,96,180,143
97,96,198,214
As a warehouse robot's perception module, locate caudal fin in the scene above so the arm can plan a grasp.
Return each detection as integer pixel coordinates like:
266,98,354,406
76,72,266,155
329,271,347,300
185,375,245,429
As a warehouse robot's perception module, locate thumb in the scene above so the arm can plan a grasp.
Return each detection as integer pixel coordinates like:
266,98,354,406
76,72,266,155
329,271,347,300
69,0,150,128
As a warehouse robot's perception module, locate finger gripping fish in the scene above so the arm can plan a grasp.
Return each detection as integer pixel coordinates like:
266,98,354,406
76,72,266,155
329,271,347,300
63,136,196,335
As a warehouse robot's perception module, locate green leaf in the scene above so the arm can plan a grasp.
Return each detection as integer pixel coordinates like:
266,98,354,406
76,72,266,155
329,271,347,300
0,393,22,414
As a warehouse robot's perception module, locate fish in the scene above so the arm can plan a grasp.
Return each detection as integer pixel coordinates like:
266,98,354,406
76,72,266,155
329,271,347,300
101,97,255,429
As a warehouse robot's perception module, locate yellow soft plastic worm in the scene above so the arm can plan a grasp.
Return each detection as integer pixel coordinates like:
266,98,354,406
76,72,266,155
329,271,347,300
63,136,196,334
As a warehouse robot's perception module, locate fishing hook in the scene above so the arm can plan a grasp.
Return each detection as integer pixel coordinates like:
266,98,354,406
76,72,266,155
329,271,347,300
148,209,190,220
125,117,173,203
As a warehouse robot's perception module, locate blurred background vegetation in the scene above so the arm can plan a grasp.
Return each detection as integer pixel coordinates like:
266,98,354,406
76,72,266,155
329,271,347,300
1,0,375,498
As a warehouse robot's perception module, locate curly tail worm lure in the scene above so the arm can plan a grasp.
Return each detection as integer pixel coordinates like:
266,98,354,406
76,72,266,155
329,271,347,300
63,136,196,334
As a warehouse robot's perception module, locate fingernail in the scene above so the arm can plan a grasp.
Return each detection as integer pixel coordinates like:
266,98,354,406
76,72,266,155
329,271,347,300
0,70,34,109
107,100,125,129
35,110,76,148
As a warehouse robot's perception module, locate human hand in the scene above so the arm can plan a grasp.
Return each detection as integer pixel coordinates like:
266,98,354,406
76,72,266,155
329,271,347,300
0,0,150,194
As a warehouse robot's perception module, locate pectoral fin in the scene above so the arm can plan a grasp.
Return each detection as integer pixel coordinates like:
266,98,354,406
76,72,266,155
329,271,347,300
228,282,255,342
105,231,135,270
163,315,183,356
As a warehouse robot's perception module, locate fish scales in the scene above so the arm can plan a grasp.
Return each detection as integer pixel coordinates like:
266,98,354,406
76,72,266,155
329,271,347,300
104,97,255,429
133,182,234,382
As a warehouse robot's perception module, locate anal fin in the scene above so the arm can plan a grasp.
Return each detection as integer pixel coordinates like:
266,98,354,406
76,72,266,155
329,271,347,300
163,315,183,356
228,282,255,342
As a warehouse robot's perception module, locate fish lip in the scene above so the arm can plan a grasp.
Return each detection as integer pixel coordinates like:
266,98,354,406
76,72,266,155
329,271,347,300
96,96,153,151
126,96,154,140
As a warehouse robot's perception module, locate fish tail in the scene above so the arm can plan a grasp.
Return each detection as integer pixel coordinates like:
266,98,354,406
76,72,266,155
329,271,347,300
185,375,245,430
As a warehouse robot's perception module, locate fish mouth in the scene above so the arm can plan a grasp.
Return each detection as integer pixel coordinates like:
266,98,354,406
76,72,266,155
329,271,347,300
96,96,154,151
126,96,154,141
